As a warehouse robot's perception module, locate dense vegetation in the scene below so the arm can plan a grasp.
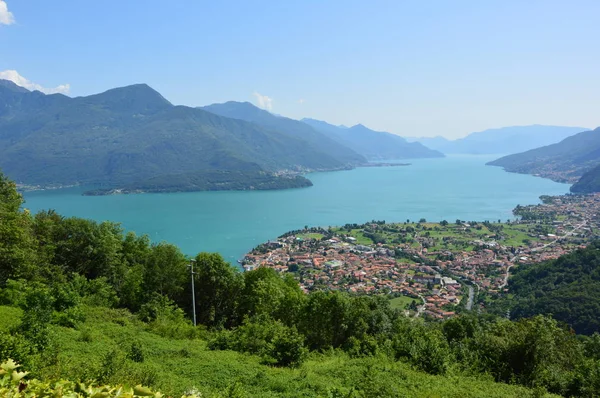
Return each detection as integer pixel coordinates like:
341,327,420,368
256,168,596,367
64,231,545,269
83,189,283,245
571,164,600,193
83,170,313,195
487,127,600,182
495,242,600,335
301,118,444,160
0,80,360,191
202,102,367,165
2,171,600,397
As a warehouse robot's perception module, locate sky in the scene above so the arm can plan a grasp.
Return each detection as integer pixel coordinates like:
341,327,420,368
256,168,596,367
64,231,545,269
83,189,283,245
1,0,599,138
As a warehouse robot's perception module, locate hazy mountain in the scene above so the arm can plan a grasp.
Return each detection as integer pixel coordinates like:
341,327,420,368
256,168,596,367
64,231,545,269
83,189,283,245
408,125,588,155
301,118,444,160
487,127,600,183
0,81,354,190
201,102,366,165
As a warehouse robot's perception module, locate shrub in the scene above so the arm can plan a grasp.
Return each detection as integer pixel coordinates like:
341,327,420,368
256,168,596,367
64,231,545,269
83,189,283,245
127,341,145,363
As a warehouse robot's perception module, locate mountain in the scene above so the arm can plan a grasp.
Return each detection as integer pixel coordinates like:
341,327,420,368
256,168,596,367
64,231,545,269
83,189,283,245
408,125,587,155
502,242,600,335
571,164,600,193
201,102,366,165
0,81,354,191
301,118,444,160
487,127,600,183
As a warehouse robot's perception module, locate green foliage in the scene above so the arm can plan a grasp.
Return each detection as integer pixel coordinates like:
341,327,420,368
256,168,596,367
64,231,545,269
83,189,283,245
138,294,199,340
18,286,53,351
85,170,313,195
0,172,38,286
503,242,600,334
193,252,243,329
210,316,307,367
0,358,200,397
391,318,452,375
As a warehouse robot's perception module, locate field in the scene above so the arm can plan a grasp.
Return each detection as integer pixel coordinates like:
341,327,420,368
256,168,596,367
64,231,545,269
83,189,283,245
0,305,555,398
334,221,549,253
389,295,418,310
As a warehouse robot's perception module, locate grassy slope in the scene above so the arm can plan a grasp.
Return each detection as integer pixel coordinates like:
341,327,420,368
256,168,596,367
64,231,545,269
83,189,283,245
0,305,554,398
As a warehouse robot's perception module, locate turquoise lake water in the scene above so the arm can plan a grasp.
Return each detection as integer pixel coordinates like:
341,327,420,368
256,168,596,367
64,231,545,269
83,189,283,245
22,155,569,263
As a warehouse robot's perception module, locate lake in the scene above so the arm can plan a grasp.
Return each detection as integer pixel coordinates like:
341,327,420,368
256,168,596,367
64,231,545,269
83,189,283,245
22,155,569,263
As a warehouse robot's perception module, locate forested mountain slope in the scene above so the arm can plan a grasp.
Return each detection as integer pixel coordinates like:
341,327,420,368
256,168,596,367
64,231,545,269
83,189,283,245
202,101,366,165
503,242,600,335
487,127,600,182
0,81,351,190
571,164,600,193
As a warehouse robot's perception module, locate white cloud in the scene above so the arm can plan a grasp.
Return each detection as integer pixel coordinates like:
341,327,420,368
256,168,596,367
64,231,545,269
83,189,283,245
253,91,273,111
298,99,305,104
0,70,71,94
0,1,15,25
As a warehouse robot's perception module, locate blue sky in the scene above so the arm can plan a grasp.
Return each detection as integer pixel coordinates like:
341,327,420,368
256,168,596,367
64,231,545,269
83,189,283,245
1,0,599,138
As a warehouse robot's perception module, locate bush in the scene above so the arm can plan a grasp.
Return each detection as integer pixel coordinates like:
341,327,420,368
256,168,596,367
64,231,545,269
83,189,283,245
391,319,452,375
270,326,307,367
127,341,145,363
18,286,53,351
210,316,307,367
139,294,199,339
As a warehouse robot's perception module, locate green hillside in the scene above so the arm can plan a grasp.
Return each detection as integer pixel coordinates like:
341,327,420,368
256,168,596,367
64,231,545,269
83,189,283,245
0,81,352,191
571,164,600,193
0,305,557,398
498,242,600,335
487,127,600,183
202,101,366,165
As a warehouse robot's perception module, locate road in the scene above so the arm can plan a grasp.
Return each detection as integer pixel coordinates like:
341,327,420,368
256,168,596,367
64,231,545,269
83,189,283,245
414,294,427,318
499,220,587,289
465,285,475,311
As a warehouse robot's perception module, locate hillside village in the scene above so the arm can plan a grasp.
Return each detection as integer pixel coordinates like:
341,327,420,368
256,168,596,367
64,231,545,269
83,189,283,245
242,194,600,319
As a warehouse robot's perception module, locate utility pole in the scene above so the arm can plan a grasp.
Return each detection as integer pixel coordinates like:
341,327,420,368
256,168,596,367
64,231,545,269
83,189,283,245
188,259,197,326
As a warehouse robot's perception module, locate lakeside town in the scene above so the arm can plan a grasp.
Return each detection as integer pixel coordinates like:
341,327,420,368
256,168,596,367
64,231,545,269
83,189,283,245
242,193,600,320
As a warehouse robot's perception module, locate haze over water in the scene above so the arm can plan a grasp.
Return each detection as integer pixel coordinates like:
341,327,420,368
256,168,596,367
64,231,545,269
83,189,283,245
23,155,568,263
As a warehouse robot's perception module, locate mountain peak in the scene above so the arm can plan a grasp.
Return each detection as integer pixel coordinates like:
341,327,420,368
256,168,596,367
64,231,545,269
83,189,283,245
81,83,172,113
0,79,30,94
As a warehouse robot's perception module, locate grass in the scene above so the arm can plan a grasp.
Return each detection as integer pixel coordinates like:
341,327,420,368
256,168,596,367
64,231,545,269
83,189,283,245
1,305,558,398
389,296,417,310
297,233,325,240
347,229,374,245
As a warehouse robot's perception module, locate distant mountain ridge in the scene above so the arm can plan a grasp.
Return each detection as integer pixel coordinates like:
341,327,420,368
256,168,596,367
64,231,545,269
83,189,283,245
408,125,588,155
201,101,366,166
487,127,600,183
301,118,444,160
0,81,361,192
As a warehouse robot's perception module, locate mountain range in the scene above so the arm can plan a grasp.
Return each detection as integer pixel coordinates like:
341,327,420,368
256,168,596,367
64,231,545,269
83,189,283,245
0,80,447,193
201,102,443,160
301,118,443,160
487,127,600,183
407,125,588,155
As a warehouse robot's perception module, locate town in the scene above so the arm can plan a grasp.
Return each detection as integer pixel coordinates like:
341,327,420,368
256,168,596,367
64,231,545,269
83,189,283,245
242,193,600,320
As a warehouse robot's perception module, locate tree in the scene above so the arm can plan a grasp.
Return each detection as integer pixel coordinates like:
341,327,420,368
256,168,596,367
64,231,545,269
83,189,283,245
0,172,38,285
143,242,188,306
193,252,243,329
